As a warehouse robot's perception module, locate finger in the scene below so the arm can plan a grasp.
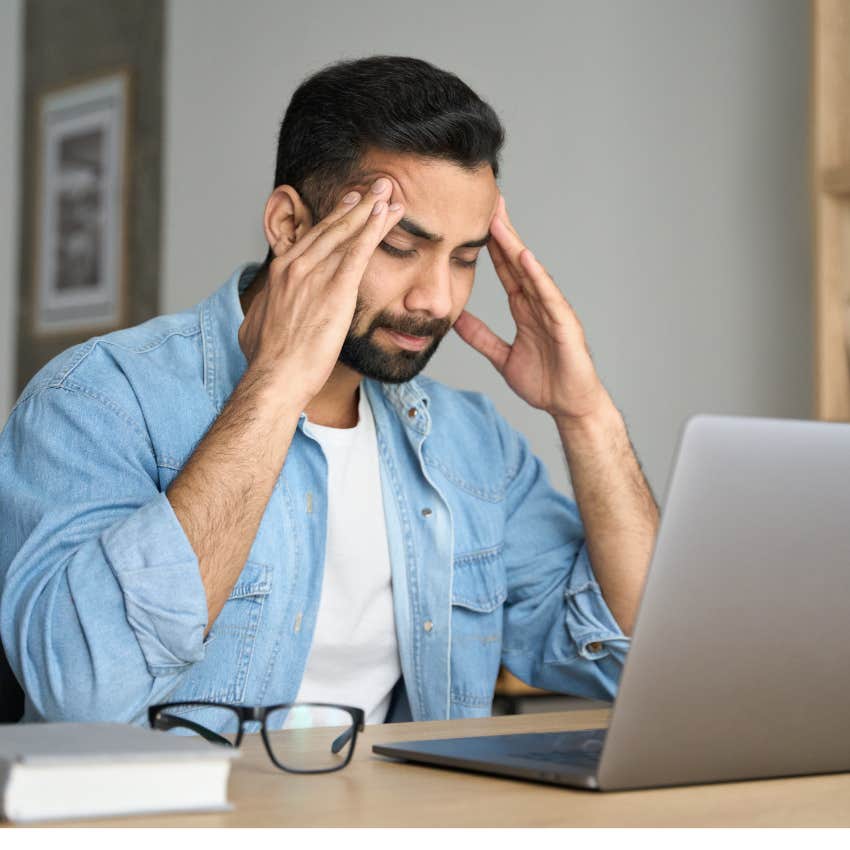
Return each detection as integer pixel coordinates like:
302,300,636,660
294,199,406,300
490,215,564,310
490,214,532,283
452,309,511,372
287,179,396,272
303,197,405,291
333,198,406,287
497,195,523,241
487,235,522,296
277,177,394,265
518,248,573,323
491,198,573,320
269,189,359,259
285,188,370,259
490,196,542,286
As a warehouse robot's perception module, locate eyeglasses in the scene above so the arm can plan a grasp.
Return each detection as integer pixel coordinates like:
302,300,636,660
148,701,365,774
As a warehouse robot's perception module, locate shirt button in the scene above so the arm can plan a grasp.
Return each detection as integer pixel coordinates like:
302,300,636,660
407,407,418,418
421,508,432,517
587,641,603,653
423,620,434,633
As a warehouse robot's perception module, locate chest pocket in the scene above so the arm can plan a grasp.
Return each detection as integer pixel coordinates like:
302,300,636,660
172,560,272,704
450,545,507,709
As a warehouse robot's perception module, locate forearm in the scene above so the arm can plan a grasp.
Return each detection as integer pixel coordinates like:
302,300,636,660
4,544,181,723
167,364,305,633
555,396,659,635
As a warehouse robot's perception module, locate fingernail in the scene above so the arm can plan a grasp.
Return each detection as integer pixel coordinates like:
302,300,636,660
342,191,360,205
372,200,387,215
388,202,403,212
371,177,390,194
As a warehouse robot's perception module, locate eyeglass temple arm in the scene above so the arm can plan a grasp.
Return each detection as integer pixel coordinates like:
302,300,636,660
330,719,364,755
153,713,234,746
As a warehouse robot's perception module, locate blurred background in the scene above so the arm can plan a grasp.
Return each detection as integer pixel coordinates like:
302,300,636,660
0,0,817,504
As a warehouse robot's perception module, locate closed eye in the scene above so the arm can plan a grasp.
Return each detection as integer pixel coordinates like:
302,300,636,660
379,241,478,268
378,241,416,259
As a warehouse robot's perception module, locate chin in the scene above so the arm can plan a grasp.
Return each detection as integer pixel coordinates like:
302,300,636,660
338,336,440,384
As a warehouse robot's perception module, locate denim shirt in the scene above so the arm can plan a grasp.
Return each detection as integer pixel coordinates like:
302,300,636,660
0,264,629,726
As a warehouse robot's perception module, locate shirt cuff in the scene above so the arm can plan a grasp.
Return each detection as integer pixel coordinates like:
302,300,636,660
101,492,208,675
564,545,631,662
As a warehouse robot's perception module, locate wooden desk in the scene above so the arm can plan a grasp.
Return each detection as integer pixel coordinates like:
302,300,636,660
41,710,850,827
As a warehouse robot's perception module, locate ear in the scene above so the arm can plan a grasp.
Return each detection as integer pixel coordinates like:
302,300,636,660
263,185,314,255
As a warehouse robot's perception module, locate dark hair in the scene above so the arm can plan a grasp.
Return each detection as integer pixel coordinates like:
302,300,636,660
262,55,505,265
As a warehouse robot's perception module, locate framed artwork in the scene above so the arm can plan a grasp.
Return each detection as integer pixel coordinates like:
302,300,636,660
18,0,163,395
32,71,129,336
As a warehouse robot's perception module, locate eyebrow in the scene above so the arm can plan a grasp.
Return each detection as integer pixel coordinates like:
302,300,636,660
396,216,491,250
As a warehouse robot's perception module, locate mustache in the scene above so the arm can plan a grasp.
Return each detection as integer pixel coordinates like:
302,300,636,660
368,314,451,340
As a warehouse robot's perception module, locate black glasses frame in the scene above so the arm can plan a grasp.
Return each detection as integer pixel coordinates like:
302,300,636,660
148,700,366,774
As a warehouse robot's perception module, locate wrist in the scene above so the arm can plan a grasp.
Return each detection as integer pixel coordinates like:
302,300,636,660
553,395,624,447
239,362,311,420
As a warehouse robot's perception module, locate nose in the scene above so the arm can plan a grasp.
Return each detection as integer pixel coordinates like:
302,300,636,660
402,257,453,321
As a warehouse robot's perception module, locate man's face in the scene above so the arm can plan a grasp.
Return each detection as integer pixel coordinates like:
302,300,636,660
333,150,500,383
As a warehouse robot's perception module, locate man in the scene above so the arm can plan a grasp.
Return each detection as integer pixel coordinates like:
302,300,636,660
0,56,658,727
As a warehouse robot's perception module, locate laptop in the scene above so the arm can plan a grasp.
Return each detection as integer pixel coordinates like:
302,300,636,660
373,415,850,791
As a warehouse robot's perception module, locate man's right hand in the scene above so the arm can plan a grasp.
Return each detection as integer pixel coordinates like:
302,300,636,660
238,177,404,405
171,178,403,631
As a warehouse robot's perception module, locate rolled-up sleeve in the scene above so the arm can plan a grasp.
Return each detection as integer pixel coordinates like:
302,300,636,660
495,411,630,701
0,385,208,723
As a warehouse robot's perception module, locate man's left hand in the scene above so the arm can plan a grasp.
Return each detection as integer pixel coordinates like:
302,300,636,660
453,195,609,422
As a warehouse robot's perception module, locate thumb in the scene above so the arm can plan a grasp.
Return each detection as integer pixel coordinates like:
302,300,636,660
453,310,511,372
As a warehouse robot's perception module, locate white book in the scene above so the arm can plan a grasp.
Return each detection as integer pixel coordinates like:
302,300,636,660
0,722,239,823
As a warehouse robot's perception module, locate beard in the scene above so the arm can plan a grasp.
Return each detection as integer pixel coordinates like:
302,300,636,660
338,295,452,384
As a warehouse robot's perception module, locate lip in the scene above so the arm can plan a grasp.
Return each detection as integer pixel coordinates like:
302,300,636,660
384,329,431,351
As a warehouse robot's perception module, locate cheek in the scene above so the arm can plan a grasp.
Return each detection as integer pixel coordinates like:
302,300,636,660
360,255,409,303
351,261,395,329
451,269,476,311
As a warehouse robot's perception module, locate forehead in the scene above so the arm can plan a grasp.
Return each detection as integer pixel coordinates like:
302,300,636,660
352,149,499,241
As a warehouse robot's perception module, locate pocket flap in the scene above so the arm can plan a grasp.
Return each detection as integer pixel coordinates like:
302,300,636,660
228,560,272,599
452,546,507,612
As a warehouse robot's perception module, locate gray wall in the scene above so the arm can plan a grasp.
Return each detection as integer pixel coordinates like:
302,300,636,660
0,0,23,418
163,0,811,497
0,1,811,499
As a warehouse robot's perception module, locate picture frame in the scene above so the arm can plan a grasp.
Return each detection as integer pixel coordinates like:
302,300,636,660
32,70,130,337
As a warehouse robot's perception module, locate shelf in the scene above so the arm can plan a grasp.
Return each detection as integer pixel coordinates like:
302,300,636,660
813,0,850,420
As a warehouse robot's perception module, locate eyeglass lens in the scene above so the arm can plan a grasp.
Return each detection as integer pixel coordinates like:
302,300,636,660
265,704,356,771
151,702,357,771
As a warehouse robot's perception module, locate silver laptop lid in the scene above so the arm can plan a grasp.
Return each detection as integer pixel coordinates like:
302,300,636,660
599,415,850,790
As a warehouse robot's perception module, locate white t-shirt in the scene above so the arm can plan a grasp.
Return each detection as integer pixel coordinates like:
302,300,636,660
296,384,401,723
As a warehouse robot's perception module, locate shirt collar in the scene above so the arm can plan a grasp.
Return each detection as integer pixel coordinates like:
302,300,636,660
199,262,255,413
200,263,432,429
